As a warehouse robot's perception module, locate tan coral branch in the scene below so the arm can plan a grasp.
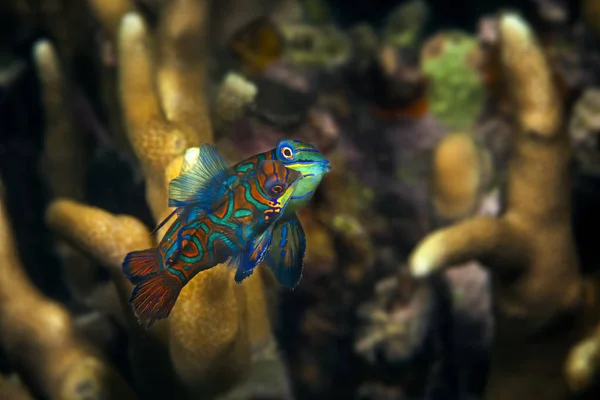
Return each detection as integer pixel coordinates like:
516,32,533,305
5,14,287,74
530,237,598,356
564,282,600,392
35,39,86,201
500,15,562,138
43,3,278,397
118,12,200,220
46,199,152,274
34,38,112,309
409,12,595,399
0,184,135,400
155,0,213,139
87,0,134,41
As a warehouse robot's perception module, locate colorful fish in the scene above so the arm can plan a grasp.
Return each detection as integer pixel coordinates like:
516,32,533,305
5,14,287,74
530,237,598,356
157,138,331,289
122,160,302,328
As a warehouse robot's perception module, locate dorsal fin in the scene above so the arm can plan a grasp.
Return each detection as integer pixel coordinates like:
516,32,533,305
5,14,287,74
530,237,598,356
150,208,179,236
168,143,232,210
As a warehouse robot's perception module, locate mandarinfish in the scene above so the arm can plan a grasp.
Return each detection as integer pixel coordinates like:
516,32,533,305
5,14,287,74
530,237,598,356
154,138,332,290
122,160,302,328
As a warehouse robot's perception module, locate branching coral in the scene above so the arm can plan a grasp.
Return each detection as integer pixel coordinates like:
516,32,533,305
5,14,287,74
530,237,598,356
11,1,600,398
39,1,290,398
0,180,135,399
34,38,110,313
409,13,600,399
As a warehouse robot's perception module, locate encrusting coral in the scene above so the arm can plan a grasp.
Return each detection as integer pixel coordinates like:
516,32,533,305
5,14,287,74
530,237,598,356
42,1,291,398
409,13,600,399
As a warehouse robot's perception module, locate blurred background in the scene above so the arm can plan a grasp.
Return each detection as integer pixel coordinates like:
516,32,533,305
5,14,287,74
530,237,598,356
0,0,599,399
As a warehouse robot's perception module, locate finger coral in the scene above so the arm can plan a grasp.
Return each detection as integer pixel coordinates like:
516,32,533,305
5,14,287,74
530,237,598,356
409,13,600,399
9,0,600,398
42,1,289,399
0,181,135,399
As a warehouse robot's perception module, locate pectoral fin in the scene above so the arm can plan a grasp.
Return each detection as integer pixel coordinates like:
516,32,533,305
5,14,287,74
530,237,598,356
265,217,306,289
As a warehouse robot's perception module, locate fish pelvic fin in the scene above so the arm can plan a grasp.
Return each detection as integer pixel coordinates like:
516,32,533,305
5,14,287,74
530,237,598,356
129,271,182,329
122,248,162,284
233,227,274,284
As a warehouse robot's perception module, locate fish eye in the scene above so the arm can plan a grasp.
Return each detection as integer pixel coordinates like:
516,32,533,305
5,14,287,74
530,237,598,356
271,185,284,195
280,146,294,160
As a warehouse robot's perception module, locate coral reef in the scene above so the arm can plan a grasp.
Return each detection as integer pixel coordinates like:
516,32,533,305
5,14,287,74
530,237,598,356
3,1,600,399
430,132,491,224
410,13,600,399
39,1,289,399
0,180,135,399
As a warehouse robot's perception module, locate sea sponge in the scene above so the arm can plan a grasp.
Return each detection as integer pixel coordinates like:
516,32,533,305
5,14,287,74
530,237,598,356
421,31,485,130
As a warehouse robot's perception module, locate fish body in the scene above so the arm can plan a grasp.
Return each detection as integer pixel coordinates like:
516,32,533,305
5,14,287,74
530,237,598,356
161,138,331,289
122,160,302,328
168,138,331,215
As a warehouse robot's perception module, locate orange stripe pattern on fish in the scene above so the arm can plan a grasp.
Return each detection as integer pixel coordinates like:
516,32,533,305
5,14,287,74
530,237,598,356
122,160,302,328
151,139,331,291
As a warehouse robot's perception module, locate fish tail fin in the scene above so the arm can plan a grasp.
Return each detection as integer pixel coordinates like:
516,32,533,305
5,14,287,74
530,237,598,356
122,249,161,284
129,271,182,329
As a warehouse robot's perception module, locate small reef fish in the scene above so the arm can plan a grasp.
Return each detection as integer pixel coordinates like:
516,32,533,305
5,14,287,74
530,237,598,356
157,138,331,290
122,160,302,328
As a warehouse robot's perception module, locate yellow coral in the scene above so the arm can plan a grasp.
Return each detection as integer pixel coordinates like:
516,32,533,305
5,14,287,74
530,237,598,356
409,13,600,399
42,1,280,397
431,132,484,222
0,182,135,399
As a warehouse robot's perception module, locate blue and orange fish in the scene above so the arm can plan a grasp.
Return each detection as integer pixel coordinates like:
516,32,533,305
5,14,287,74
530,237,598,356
123,160,302,328
155,138,331,289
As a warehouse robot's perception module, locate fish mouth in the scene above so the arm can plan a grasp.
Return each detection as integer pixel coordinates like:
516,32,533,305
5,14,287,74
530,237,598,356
306,161,331,175
294,160,332,178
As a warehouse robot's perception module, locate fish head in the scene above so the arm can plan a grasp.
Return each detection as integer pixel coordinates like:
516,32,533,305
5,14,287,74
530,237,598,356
273,138,332,212
255,160,302,218
274,138,332,176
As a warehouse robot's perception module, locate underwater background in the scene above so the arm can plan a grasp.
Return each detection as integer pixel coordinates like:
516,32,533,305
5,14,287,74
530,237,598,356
1,0,600,399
